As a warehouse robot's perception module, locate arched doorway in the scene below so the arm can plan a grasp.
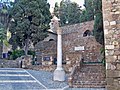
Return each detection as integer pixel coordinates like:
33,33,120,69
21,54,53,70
83,30,91,37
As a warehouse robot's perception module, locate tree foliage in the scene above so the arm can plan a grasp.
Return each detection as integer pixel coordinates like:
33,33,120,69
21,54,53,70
93,0,104,45
84,0,94,21
9,0,51,55
80,0,104,45
0,2,9,43
0,23,6,41
54,0,81,26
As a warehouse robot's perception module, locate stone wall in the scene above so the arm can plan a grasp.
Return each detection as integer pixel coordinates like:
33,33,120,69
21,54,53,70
102,0,120,90
0,60,19,68
35,41,57,65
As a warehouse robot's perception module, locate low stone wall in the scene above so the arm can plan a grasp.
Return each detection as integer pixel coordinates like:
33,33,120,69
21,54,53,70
0,60,19,68
27,65,72,73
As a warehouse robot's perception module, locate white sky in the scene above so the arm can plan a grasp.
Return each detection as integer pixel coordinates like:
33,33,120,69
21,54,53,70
48,0,85,12
3,0,85,12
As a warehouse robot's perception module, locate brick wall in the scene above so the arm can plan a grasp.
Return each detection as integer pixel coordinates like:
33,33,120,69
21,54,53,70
102,0,120,90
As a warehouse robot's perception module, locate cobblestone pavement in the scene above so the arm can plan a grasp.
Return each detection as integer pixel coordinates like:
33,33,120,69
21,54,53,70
0,68,106,90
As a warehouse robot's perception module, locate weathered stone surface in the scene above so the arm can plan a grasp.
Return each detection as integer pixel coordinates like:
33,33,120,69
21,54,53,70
106,78,114,85
105,45,114,49
106,85,118,90
103,1,120,89
116,63,120,70
106,56,116,62
110,21,117,25
106,63,116,70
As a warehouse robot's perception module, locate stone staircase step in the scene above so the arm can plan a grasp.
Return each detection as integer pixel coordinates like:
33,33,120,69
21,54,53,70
71,63,106,88
72,84,105,88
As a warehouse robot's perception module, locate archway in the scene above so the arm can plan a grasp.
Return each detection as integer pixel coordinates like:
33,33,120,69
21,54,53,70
83,30,91,37
49,39,55,41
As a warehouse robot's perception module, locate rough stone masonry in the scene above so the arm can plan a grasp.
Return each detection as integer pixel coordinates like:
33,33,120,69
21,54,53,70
102,0,120,90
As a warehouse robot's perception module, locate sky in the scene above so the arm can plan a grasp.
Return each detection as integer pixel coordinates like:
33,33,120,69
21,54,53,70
1,0,84,12
48,0,85,12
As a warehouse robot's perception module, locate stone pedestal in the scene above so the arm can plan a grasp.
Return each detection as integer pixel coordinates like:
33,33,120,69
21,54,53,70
53,69,65,81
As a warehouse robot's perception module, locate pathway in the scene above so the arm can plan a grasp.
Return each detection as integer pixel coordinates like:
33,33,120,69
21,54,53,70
0,68,106,90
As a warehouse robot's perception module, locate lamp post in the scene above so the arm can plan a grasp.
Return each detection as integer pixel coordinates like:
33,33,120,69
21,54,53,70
51,16,65,81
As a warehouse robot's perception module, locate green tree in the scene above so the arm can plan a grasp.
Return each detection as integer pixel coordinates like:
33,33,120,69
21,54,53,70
84,0,94,21
93,0,104,45
54,2,59,18
79,10,87,23
0,23,6,42
80,0,104,45
0,3,9,46
9,0,51,55
54,0,81,26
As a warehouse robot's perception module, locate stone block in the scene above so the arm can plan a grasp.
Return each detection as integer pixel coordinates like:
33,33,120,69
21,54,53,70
115,11,120,14
106,85,118,90
114,70,120,77
110,21,117,25
105,45,114,49
114,79,119,86
118,56,120,60
106,70,120,78
106,70,115,77
104,21,110,26
117,63,120,70
106,78,114,85
104,29,109,34
114,50,120,55
106,63,116,70
106,56,117,62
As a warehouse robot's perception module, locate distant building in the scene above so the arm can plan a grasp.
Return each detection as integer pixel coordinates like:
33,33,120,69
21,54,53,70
35,20,103,72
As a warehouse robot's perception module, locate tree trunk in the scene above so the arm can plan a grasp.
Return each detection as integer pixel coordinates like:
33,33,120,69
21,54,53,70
25,38,29,56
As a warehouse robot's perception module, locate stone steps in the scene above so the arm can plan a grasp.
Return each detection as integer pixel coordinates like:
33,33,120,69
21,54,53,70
71,63,106,88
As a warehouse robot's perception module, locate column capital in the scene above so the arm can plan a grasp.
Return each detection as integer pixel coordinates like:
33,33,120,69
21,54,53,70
57,27,62,35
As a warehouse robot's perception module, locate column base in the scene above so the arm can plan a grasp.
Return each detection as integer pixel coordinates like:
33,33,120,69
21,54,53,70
53,69,65,81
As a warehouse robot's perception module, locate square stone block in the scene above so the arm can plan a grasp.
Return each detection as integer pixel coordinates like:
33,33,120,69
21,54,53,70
106,70,114,78
117,63,120,70
106,78,114,85
105,45,114,49
106,56,116,62
104,21,110,26
114,50,120,55
104,29,109,34
106,63,116,70
106,70,120,78
106,85,118,90
118,55,120,60
110,21,116,25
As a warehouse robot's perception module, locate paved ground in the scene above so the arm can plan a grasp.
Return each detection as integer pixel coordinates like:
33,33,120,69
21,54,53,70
0,68,107,90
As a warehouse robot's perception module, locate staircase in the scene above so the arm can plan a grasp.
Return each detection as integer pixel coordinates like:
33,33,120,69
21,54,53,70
68,63,106,88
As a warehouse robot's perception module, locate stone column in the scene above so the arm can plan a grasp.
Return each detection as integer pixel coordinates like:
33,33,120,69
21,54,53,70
52,16,65,81
57,28,63,70
102,0,120,90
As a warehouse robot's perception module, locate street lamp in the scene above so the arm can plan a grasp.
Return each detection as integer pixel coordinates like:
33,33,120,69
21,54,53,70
50,15,65,81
